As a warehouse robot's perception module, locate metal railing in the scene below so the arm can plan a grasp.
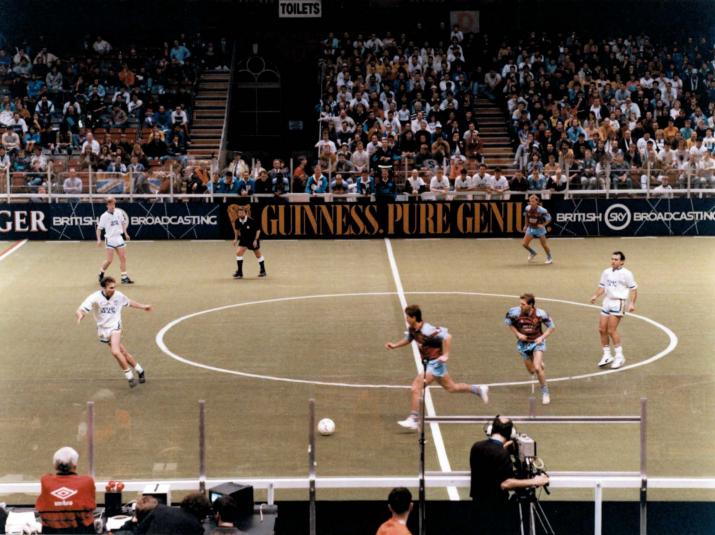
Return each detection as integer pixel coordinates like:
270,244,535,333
1,399,714,534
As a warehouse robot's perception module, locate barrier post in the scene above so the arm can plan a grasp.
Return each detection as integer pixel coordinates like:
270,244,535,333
639,398,647,535
87,401,95,478
308,399,316,535
594,481,603,535
88,165,94,202
199,400,206,493
6,166,11,202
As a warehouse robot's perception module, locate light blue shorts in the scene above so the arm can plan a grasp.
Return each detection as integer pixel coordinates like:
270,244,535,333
425,359,447,377
526,227,547,238
517,340,546,360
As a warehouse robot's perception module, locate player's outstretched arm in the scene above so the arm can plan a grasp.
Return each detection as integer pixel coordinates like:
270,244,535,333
95,227,102,247
75,308,86,324
129,300,152,312
385,339,411,350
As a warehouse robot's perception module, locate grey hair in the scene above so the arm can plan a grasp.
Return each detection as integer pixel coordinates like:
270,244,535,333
53,447,79,473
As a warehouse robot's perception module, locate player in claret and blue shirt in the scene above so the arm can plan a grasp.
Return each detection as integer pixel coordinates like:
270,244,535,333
522,194,553,264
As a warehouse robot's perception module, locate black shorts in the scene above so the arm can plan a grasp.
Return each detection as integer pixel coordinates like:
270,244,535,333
238,240,260,251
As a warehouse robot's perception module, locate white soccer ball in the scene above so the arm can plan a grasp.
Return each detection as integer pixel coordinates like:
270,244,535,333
317,418,336,436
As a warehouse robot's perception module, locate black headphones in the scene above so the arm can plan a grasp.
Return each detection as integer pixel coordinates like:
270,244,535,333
485,415,516,440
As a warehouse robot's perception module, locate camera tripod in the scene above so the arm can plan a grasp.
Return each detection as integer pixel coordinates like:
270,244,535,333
516,490,555,535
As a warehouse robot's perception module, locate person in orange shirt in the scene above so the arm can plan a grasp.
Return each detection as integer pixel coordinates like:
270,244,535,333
376,487,413,535
36,447,96,534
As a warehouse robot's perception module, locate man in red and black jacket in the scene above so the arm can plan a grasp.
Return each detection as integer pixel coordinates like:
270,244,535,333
36,447,96,534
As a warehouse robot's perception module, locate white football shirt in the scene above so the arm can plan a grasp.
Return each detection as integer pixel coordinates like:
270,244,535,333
599,267,638,300
98,209,127,240
80,290,129,328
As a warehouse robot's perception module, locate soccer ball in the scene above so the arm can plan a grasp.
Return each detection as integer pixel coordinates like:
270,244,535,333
317,418,335,436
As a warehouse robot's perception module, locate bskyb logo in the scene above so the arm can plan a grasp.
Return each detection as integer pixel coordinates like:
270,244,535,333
603,203,632,231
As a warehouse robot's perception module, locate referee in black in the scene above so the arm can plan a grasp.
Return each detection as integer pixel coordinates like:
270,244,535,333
233,204,266,279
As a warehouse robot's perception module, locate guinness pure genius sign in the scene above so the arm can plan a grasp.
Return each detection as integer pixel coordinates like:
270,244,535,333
252,202,526,238
278,0,322,18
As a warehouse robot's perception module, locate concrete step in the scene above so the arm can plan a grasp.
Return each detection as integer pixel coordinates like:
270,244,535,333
192,132,222,140
191,128,222,136
202,72,230,81
187,149,217,157
195,101,226,108
199,82,229,89
193,111,225,119
191,139,219,146
197,91,227,99
193,119,224,127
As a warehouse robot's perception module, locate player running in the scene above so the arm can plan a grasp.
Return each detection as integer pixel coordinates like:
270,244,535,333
76,276,151,388
385,305,489,430
505,293,555,405
97,197,134,284
590,251,638,369
232,205,267,279
522,194,553,264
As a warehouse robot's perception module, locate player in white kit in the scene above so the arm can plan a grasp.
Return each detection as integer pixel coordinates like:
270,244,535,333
76,276,152,387
590,251,638,369
97,197,134,284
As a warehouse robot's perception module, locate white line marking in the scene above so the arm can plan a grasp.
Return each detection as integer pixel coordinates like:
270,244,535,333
155,292,677,388
384,238,458,500
410,291,679,386
155,292,408,389
0,239,28,263
620,237,657,239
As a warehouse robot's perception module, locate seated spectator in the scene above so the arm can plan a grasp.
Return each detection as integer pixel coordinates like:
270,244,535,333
401,169,424,197
374,167,396,203
130,492,209,535
210,496,241,535
330,173,352,194
187,168,208,198
254,169,272,194
128,156,150,194
63,168,83,195
610,152,632,190
92,35,112,55
112,104,129,128
305,165,328,194
429,167,451,198
291,156,308,192
454,167,472,194
0,146,12,174
652,176,674,198
355,170,375,195
509,169,529,193
2,126,20,154
113,494,158,534
35,446,96,534
486,167,511,198
216,171,240,195
272,172,289,195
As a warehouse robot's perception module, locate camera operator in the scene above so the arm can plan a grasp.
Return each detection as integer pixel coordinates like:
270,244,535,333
469,416,549,534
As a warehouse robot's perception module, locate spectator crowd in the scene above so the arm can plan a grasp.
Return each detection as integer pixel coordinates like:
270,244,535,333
0,32,230,195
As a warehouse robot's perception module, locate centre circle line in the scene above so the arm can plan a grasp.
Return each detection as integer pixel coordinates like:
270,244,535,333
155,291,678,389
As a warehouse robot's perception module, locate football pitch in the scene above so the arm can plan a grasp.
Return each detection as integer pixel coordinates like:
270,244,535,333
0,237,714,503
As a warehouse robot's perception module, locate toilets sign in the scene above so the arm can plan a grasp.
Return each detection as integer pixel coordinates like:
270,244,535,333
278,0,322,18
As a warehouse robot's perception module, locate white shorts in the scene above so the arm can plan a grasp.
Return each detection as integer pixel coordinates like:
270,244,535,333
98,324,121,343
601,297,626,317
105,235,126,249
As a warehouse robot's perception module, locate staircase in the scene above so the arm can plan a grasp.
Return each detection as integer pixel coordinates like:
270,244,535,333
188,71,230,159
473,99,516,176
